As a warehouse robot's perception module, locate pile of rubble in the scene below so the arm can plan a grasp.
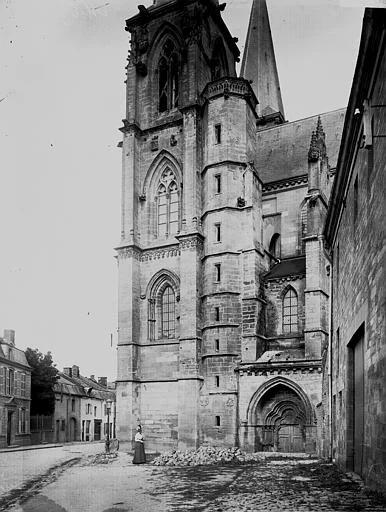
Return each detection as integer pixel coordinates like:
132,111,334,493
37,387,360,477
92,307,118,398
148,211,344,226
84,452,118,465
152,445,264,467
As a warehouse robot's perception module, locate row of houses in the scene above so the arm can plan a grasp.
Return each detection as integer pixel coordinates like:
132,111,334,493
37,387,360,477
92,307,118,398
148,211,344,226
31,365,116,445
0,330,115,448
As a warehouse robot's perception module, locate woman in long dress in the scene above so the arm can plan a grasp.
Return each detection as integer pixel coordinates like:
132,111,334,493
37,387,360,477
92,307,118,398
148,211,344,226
133,426,146,464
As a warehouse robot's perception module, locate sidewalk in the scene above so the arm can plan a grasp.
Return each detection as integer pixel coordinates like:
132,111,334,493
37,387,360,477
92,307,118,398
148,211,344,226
0,443,63,454
0,440,106,454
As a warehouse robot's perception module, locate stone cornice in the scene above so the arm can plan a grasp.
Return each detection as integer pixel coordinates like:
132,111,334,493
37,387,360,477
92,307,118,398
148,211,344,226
142,246,180,261
115,245,142,260
115,244,180,261
263,175,308,194
237,359,322,376
201,205,253,220
201,291,240,299
202,323,240,331
201,77,258,113
264,273,305,285
201,251,240,262
119,117,183,137
176,232,204,250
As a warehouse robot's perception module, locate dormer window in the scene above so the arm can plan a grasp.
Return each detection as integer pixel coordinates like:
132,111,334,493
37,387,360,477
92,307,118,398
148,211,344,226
158,40,179,113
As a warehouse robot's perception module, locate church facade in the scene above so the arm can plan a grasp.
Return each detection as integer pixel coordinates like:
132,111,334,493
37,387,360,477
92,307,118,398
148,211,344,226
115,0,345,454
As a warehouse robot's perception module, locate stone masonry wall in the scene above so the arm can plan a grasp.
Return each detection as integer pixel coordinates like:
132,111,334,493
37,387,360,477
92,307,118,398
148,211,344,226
330,45,386,491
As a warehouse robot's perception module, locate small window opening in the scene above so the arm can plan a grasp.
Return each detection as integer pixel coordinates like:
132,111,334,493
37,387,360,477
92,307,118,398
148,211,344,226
215,263,221,282
215,174,222,194
215,124,222,144
215,376,220,388
215,339,220,351
215,223,221,242
215,307,220,321
215,416,221,427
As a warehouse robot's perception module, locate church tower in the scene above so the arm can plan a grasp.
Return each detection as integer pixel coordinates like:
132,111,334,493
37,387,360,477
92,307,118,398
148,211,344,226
115,0,267,451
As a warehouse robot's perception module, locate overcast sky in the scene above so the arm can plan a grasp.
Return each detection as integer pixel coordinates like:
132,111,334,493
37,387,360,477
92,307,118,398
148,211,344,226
0,0,383,380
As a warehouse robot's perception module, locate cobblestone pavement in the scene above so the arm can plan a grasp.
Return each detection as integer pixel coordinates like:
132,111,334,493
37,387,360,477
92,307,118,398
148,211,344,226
3,453,386,512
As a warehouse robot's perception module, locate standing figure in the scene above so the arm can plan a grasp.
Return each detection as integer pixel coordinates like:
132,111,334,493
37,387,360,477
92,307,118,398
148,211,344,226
133,425,146,464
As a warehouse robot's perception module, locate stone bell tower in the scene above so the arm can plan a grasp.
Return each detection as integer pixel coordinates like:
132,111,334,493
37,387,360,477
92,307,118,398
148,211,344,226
115,0,243,451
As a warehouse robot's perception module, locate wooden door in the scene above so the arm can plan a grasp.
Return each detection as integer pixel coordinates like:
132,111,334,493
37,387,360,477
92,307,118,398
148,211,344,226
278,425,304,452
94,420,101,441
353,333,365,475
7,411,13,445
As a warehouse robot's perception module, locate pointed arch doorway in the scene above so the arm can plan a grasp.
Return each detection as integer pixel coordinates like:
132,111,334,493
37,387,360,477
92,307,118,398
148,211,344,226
247,378,316,453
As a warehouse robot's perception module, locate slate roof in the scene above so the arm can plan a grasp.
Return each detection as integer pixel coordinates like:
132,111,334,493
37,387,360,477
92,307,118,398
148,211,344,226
0,341,30,368
54,374,84,397
256,108,346,184
54,372,115,400
265,256,305,280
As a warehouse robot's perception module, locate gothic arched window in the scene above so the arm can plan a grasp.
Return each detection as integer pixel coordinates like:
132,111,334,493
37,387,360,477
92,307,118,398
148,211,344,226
282,288,298,333
158,39,179,112
147,271,180,341
161,286,175,339
156,167,180,238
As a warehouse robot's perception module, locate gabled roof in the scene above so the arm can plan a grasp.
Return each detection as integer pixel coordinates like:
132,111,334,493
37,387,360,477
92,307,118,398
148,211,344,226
70,374,115,401
256,108,346,184
55,372,115,400
55,374,84,397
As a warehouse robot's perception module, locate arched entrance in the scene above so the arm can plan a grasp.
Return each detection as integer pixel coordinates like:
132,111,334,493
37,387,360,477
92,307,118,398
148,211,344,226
247,378,316,453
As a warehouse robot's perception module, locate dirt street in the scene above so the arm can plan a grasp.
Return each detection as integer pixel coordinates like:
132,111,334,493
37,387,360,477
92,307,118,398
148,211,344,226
2,451,386,512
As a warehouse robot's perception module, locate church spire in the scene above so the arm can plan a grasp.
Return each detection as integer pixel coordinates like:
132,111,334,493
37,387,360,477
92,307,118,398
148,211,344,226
241,0,284,120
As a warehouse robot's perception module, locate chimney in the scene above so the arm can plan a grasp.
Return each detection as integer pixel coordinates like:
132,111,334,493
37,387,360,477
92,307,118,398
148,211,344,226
3,330,15,345
72,365,80,378
98,377,107,387
63,367,72,377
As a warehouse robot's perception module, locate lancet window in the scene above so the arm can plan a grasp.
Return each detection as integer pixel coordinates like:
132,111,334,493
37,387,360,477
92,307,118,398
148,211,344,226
158,39,179,112
161,286,176,339
147,271,179,341
156,167,180,238
282,288,298,333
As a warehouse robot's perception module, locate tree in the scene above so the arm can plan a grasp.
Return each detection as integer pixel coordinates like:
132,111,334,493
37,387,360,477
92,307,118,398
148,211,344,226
25,348,59,415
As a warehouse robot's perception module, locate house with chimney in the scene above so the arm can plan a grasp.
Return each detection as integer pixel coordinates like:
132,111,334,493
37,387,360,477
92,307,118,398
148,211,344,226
31,365,115,444
0,330,31,448
63,366,116,442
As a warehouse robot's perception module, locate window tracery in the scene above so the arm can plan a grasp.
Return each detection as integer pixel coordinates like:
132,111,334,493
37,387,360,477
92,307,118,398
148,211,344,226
147,271,179,341
156,167,180,238
158,39,179,112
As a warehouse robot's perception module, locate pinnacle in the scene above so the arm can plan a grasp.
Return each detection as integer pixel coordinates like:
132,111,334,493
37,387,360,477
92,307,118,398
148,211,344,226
316,115,325,139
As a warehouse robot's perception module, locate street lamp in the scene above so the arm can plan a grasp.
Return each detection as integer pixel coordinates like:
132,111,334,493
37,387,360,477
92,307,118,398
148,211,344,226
105,399,112,454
